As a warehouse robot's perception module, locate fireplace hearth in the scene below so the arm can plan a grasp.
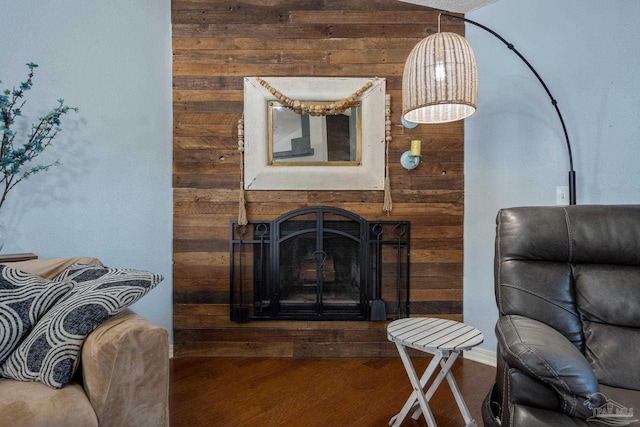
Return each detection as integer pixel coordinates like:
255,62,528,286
229,206,410,321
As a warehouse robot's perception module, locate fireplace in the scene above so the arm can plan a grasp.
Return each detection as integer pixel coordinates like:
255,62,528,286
229,206,410,321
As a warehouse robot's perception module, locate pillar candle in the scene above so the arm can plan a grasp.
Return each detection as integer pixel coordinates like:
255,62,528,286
410,139,421,156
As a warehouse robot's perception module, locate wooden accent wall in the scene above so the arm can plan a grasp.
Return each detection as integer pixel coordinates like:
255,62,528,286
172,0,465,358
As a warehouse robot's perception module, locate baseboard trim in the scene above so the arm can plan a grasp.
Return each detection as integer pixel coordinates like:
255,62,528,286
464,347,496,367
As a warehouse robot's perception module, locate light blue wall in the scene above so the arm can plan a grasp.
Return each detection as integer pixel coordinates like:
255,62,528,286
465,0,640,351
5,0,638,353
0,1,173,339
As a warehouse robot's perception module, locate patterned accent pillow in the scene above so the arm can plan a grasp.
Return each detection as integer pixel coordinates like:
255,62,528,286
0,265,73,365
0,264,163,388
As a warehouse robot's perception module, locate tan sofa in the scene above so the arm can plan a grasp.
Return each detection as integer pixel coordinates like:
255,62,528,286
0,258,170,427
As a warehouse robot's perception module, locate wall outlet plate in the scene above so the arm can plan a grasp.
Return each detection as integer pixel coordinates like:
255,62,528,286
556,186,569,205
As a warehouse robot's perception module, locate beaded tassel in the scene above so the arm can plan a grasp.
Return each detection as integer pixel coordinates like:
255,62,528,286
383,94,393,215
237,116,247,226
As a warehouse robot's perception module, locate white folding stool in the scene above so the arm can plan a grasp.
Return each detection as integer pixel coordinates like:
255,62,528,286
387,317,484,427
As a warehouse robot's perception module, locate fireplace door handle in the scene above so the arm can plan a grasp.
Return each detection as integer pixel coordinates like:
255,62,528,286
312,250,327,268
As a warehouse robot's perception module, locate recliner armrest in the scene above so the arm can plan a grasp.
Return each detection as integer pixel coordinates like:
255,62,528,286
81,309,169,427
497,315,600,419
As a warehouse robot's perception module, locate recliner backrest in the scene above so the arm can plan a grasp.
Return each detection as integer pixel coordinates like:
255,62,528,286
496,205,640,389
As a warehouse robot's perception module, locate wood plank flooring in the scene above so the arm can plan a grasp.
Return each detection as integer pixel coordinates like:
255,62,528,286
170,357,496,426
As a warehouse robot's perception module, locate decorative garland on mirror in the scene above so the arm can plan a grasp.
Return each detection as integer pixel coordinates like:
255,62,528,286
383,94,393,215
237,115,248,226
255,77,375,116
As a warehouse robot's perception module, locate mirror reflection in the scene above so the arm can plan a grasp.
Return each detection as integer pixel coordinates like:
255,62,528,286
268,101,362,165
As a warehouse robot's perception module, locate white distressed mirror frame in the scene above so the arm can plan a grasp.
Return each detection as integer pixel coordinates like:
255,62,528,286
243,76,386,190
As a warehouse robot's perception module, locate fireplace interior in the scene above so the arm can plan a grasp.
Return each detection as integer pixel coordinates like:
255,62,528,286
230,206,409,321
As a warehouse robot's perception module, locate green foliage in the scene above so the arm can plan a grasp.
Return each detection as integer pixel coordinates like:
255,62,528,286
0,63,77,209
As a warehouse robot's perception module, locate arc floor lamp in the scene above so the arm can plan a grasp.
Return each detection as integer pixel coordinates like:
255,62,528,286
402,13,576,205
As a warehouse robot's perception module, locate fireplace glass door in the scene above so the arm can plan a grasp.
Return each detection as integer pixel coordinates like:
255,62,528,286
275,210,366,319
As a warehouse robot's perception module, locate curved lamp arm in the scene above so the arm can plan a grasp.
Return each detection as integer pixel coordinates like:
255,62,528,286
442,13,576,205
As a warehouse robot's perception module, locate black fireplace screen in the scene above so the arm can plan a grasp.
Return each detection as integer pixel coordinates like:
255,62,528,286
229,206,410,321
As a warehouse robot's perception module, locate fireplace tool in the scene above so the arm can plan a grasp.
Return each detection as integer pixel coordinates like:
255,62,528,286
231,225,249,322
371,223,386,321
394,223,408,319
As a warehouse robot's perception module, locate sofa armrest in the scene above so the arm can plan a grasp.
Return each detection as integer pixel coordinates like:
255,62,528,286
81,309,169,427
4,256,103,279
497,315,600,419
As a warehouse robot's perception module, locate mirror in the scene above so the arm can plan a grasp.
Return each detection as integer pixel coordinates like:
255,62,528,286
268,101,361,166
243,77,386,190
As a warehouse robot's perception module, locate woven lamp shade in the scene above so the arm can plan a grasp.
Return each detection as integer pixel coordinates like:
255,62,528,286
402,32,478,124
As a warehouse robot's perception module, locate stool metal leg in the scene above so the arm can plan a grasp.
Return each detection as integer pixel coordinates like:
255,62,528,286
389,341,439,427
410,351,460,421
444,362,476,426
411,350,477,427
390,346,478,427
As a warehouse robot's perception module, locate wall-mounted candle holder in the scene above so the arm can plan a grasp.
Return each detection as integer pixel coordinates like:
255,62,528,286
400,139,421,170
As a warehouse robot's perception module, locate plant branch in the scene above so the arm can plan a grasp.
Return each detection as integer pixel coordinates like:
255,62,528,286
0,63,77,211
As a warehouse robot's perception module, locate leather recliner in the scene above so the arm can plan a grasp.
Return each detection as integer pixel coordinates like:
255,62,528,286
482,205,640,426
